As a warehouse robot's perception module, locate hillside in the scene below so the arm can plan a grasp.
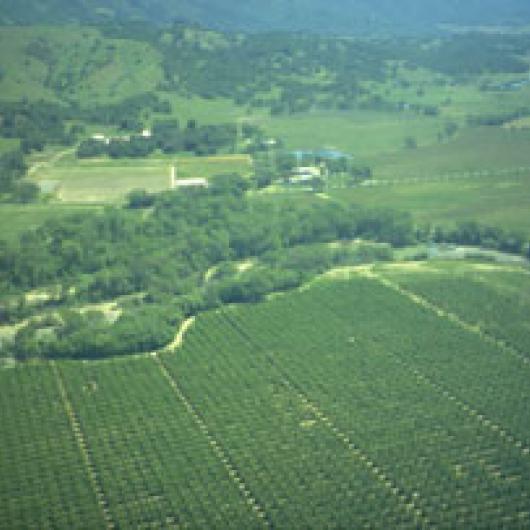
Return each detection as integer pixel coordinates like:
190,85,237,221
2,0,530,34
0,26,163,104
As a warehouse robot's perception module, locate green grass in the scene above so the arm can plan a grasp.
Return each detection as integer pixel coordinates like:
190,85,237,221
366,127,530,179
370,65,530,121
155,94,245,124
256,109,447,158
0,138,20,154
0,204,101,242
329,173,530,235
38,165,171,202
30,154,252,203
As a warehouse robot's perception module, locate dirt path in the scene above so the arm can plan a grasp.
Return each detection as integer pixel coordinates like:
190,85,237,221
163,316,196,352
361,267,530,368
51,362,115,529
152,355,270,527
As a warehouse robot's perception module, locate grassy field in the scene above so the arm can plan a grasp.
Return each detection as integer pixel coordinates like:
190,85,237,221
2,261,530,528
29,154,252,203
366,127,530,179
369,66,530,120
330,172,530,235
0,138,20,154
257,109,447,158
40,165,171,202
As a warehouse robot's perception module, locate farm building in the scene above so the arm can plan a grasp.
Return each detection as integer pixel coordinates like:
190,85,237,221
288,166,321,184
291,149,352,161
173,178,209,188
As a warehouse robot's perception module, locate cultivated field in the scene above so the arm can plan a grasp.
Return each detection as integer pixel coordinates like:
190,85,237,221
2,261,530,529
29,154,252,203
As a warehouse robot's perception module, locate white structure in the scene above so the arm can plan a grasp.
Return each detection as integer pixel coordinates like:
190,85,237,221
142,128,152,138
292,166,321,177
170,165,208,188
173,178,209,188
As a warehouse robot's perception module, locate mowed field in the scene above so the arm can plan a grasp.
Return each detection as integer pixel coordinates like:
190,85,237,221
2,261,530,529
30,154,253,203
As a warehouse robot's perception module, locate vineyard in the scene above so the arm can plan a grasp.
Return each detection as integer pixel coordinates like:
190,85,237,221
1,261,530,528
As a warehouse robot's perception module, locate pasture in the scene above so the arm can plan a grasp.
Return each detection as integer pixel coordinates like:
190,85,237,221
330,172,530,236
257,109,447,158
366,127,530,180
2,261,530,528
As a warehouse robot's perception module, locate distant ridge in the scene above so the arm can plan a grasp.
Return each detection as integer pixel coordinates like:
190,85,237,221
1,0,530,34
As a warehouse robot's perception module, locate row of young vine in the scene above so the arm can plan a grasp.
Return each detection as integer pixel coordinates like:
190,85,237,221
168,313,422,529
380,269,530,361
59,358,262,529
3,268,530,529
0,364,106,530
225,279,530,529
310,275,530,449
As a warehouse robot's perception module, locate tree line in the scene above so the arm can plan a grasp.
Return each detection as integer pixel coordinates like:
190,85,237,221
77,119,264,158
0,174,414,360
2,176,529,361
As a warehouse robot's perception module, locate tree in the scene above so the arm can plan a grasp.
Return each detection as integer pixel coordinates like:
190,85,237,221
404,136,417,149
12,182,39,203
126,189,155,209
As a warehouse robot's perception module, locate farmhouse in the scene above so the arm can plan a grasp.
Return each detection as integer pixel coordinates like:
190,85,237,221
91,133,110,145
170,165,208,189
289,166,321,184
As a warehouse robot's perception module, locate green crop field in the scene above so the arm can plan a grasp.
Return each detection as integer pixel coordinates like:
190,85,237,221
2,261,530,529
